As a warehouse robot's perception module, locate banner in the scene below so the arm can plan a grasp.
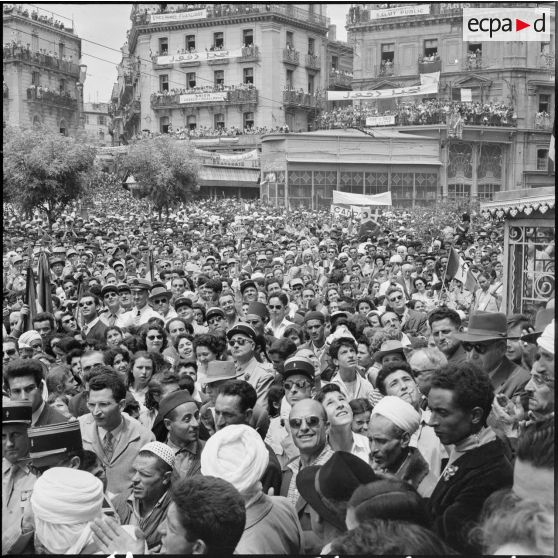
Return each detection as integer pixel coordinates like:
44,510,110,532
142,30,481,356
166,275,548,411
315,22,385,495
178,92,228,104
420,71,440,85
350,206,373,219
333,190,392,206
330,205,353,218
155,48,243,66
150,8,207,23
461,88,472,102
327,82,438,101
369,5,430,19
194,148,258,161
365,115,396,127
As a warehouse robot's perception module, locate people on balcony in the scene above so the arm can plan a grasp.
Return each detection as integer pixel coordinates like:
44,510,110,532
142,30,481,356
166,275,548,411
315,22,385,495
26,85,76,107
419,51,441,63
3,4,69,31
535,111,552,129
151,82,256,101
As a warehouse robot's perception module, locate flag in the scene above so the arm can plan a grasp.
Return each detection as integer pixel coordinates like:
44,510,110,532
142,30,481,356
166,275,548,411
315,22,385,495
37,252,53,315
22,264,38,333
74,275,85,323
145,249,155,282
447,247,478,292
358,216,381,240
549,118,555,174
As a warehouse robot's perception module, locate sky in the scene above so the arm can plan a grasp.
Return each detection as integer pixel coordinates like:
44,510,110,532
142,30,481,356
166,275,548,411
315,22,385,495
20,2,350,103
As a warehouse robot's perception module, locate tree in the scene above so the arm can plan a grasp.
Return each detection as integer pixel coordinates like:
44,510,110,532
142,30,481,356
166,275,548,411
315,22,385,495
3,125,97,227
117,136,200,219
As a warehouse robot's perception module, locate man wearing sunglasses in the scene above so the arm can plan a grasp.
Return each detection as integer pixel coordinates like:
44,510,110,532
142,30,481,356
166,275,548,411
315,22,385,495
79,292,108,347
3,337,20,365
454,312,529,399
385,286,428,338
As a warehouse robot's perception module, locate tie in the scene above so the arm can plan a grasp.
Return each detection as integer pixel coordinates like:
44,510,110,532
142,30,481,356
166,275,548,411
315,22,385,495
103,431,114,461
134,309,141,326
108,314,116,327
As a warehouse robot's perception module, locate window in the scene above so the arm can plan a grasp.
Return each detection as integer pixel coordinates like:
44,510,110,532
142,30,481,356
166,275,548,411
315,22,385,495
214,70,224,86
537,149,548,170
98,115,106,126
424,39,438,57
448,184,471,198
84,114,89,124
286,69,294,89
243,29,253,47
331,55,338,70
59,42,65,59
468,42,482,55
243,112,254,129
186,35,196,51
187,72,196,88
477,184,500,200
381,43,395,63
308,74,315,95
31,31,39,51
59,120,67,136
539,94,550,113
159,74,169,92
308,37,315,55
32,115,41,127
32,71,40,85
59,79,65,94
214,113,225,130
99,131,105,140
158,37,168,54
160,116,170,134
541,42,550,55
187,115,196,130
243,67,253,85
213,32,224,49
286,31,294,49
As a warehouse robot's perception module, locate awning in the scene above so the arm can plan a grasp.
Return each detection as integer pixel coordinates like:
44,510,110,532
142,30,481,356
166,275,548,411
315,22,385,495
480,187,555,218
198,166,260,188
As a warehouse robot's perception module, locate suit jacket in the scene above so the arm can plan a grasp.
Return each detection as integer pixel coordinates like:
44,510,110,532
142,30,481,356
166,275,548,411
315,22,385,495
490,356,530,399
79,412,155,495
34,402,68,426
83,319,108,346
401,308,429,337
428,439,513,554
394,276,415,299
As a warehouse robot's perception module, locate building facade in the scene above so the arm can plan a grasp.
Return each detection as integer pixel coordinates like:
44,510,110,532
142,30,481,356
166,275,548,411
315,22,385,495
2,4,85,135
83,102,111,145
110,3,330,141
343,2,555,200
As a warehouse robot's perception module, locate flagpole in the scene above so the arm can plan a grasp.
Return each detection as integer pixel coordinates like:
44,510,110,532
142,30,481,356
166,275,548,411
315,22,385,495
437,248,452,305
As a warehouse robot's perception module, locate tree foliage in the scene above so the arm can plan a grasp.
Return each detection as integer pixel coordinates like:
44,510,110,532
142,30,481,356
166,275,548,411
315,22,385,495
3,125,97,226
117,136,200,218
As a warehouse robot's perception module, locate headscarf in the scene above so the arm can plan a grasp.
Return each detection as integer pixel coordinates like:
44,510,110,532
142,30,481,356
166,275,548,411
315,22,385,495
537,320,554,355
31,467,103,554
200,424,269,494
371,395,420,435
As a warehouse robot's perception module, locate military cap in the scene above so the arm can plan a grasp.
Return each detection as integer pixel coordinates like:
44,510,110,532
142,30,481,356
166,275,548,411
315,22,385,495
226,323,257,342
283,357,315,381
2,401,32,424
28,421,83,459
129,278,152,291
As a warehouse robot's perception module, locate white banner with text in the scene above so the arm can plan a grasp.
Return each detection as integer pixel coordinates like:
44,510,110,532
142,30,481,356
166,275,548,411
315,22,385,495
327,82,438,101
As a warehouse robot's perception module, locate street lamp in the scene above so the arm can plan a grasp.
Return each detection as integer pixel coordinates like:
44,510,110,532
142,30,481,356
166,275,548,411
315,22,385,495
76,63,87,128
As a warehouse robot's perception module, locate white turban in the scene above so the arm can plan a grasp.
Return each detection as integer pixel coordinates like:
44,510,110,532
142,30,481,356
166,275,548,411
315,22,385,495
31,467,103,554
201,424,269,494
537,320,554,355
371,396,420,435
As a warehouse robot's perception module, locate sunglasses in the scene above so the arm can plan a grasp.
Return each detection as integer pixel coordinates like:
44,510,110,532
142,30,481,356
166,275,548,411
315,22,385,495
462,342,490,354
268,305,283,310
151,298,167,305
289,415,322,429
389,295,403,302
228,337,250,347
3,348,17,356
207,317,223,325
79,301,94,307
147,335,163,340
284,380,310,391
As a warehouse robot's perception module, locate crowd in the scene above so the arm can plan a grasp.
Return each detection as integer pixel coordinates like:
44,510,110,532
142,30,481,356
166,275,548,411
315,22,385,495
3,4,70,32
26,85,76,107
315,99,518,130
2,185,554,555
152,82,256,99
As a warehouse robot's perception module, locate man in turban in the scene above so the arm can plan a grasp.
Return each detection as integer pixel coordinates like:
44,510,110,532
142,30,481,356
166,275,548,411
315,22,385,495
368,395,436,497
201,424,302,554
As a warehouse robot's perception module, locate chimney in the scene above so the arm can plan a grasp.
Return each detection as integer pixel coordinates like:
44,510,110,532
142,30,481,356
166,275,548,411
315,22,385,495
328,24,337,41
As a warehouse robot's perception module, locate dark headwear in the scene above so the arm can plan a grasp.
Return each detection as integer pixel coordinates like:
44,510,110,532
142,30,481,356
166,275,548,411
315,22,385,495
28,421,83,459
283,358,315,381
2,401,32,424
226,323,257,342
174,297,193,309
304,310,325,324
101,284,119,297
240,279,257,294
245,301,268,320
454,312,508,343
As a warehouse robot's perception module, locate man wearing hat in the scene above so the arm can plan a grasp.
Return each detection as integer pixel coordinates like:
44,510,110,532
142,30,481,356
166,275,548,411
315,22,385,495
227,324,275,408
300,311,330,375
455,312,529,398
117,282,133,311
2,401,36,554
152,391,205,481
121,278,163,327
149,285,176,323
99,284,127,328
206,307,226,333
240,279,259,303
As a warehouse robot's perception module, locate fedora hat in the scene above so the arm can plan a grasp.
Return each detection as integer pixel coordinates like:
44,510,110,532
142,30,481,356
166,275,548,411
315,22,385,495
374,340,407,363
149,286,172,300
296,451,376,532
520,308,554,344
454,312,508,343
204,361,243,384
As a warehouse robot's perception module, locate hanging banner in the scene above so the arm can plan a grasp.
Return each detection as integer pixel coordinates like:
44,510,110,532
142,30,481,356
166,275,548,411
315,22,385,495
461,88,472,102
194,148,259,161
327,81,438,101
155,48,243,66
333,190,392,206
420,71,440,85
150,8,207,23
350,206,373,218
178,92,228,104
330,205,353,218
369,5,430,19
365,115,396,127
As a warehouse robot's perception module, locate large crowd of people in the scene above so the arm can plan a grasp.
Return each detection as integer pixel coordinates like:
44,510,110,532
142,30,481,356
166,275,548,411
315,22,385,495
2,182,554,555
3,4,70,32
315,99,518,130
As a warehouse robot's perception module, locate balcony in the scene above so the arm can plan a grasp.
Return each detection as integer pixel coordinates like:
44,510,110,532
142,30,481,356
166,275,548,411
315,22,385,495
283,48,300,66
378,62,395,77
123,100,141,128
539,53,555,71
465,54,483,71
535,112,552,130
3,45,80,77
239,45,260,62
328,70,352,88
305,53,321,70
26,87,77,110
418,55,441,74
282,90,323,111
151,87,257,110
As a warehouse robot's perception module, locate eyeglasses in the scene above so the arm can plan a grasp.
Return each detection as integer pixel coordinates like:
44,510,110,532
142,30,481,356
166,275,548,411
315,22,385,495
284,380,310,391
3,348,17,356
462,342,490,354
268,305,284,310
151,299,167,305
289,415,322,429
79,301,94,307
389,295,403,302
528,372,554,388
207,317,223,325
228,337,250,347
147,335,163,340
292,285,302,290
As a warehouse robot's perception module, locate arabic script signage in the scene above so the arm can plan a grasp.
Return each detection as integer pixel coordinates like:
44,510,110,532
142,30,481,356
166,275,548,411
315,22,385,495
327,82,438,101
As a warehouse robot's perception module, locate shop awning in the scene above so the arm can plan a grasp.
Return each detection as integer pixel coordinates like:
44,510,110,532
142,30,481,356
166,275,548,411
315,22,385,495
480,187,555,218
198,166,260,188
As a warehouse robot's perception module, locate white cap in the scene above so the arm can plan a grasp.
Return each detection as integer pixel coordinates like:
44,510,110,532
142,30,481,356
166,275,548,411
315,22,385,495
140,441,176,468
537,319,554,355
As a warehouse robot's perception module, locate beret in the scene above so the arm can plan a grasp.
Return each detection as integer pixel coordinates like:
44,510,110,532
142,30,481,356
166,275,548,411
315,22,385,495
304,311,325,323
